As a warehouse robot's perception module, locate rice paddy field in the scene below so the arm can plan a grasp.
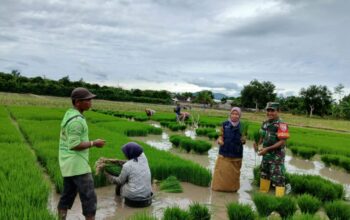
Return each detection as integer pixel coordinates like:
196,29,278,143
1,92,350,220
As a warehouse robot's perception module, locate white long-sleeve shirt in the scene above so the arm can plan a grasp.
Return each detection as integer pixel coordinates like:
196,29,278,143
112,153,152,200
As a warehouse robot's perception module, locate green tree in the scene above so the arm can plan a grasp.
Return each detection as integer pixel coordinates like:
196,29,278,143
193,90,214,105
241,80,276,111
334,83,344,103
300,85,333,117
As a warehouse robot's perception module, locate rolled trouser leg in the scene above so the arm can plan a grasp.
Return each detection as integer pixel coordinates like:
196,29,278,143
58,209,67,220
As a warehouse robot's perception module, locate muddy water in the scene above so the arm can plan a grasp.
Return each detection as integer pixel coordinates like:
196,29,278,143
49,123,350,219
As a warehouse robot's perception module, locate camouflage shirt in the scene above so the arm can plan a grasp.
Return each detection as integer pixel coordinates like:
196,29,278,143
260,118,289,161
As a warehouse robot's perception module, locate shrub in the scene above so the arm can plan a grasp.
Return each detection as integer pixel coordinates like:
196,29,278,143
325,200,350,220
289,174,344,201
189,203,211,220
226,202,255,220
159,176,183,193
297,194,321,214
275,196,297,219
163,206,190,220
253,193,279,217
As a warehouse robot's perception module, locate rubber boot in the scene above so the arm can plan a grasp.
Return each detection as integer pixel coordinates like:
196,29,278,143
275,186,285,197
259,178,271,193
58,209,67,220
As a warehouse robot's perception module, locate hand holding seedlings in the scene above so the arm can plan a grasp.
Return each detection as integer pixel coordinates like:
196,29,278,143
92,139,106,148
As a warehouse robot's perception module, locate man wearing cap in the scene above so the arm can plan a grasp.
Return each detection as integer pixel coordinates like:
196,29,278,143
57,87,105,220
254,102,290,197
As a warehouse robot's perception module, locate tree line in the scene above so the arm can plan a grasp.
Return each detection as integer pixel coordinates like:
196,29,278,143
0,71,172,104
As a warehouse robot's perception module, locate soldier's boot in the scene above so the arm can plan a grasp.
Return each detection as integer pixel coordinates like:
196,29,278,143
58,209,67,220
259,178,271,193
275,186,285,197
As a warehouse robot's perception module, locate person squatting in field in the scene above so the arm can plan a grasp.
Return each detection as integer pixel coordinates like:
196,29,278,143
211,107,247,192
105,142,153,207
254,102,290,197
145,108,156,118
57,87,106,220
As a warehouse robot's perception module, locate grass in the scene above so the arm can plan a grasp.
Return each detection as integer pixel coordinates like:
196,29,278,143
159,176,183,193
226,203,255,220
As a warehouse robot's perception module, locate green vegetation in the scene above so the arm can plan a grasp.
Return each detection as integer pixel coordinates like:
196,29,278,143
290,214,322,220
189,203,211,220
288,174,344,201
104,164,123,176
0,107,56,219
226,203,255,220
128,213,157,220
290,146,317,159
321,154,350,172
8,106,212,192
325,200,350,220
195,128,216,136
163,206,190,220
253,193,297,219
296,194,321,215
169,135,212,154
159,176,183,193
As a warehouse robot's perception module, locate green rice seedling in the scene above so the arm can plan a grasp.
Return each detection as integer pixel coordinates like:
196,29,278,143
207,131,219,139
321,154,341,166
297,194,321,215
163,206,190,220
125,128,148,136
179,138,193,153
253,193,279,217
160,121,170,127
147,126,163,135
168,122,187,131
169,135,184,147
134,115,149,121
253,166,261,186
190,140,212,154
290,213,322,220
253,130,260,144
104,164,123,176
195,128,216,136
288,174,344,201
159,176,183,193
189,202,210,220
226,202,255,220
241,122,249,136
325,200,350,220
321,154,350,172
275,196,297,219
128,212,157,220
289,146,317,159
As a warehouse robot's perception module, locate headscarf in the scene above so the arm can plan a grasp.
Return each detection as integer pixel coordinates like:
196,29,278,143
229,107,241,127
122,142,143,162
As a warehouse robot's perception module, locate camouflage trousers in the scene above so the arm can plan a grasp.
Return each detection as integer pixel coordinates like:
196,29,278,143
260,159,285,187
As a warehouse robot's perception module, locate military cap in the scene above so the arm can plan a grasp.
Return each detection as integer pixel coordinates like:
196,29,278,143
265,102,280,110
71,87,96,100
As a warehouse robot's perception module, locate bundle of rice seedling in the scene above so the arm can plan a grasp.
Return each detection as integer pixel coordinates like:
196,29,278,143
159,176,183,193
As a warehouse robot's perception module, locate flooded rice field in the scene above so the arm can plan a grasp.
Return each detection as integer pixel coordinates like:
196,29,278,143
50,122,350,219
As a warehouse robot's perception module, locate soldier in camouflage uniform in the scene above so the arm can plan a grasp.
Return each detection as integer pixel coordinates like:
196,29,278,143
254,102,289,197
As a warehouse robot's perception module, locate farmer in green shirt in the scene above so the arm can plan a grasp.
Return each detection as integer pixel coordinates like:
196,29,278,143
58,87,105,220
254,102,290,197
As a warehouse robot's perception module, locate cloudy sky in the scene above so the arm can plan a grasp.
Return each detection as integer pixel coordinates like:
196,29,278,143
0,0,349,97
